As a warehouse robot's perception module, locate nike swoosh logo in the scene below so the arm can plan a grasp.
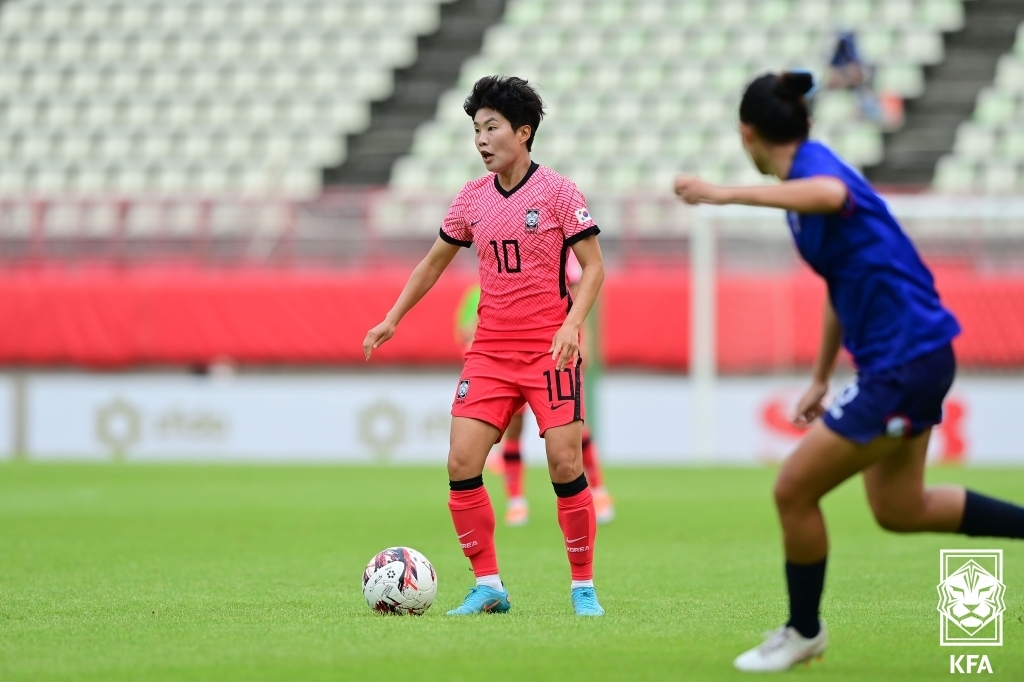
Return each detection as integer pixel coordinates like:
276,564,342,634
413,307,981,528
457,530,474,539
550,403,567,410
470,220,481,226
565,536,587,543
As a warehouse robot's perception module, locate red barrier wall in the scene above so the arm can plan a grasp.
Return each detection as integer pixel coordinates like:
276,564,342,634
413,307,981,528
0,265,1020,370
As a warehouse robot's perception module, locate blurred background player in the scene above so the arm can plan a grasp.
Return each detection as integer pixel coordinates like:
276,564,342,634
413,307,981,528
365,75,606,617
455,258,615,528
825,31,903,131
676,71,1024,673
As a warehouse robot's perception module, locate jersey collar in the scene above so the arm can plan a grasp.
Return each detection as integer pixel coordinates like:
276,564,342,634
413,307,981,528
493,161,539,199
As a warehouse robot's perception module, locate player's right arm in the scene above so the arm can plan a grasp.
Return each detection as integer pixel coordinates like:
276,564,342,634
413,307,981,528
792,296,842,427
362,237,462,360
674,176,847,214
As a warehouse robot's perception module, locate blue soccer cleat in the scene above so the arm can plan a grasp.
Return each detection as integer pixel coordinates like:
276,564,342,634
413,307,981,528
571,586,605,617
446,585,511,616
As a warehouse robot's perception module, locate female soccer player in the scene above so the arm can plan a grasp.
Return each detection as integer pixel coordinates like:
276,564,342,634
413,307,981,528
455,266,615,528
364,76,606,617
675,72,1024,672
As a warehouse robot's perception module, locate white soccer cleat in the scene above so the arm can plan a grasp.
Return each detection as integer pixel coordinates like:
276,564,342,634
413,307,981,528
733,622,828,672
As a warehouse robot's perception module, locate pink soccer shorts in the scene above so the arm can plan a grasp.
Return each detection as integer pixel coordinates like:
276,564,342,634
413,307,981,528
452,350,584,437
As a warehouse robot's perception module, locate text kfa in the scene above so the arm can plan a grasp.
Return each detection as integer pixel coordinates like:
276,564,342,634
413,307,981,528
950,655,993,674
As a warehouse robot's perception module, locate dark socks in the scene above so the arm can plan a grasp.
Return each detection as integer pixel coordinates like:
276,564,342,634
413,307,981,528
959,490,1024,539
785,558,826,639
552,473,588,498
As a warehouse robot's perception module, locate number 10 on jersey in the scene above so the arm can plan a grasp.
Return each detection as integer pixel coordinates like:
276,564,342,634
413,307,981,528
490,239,521,273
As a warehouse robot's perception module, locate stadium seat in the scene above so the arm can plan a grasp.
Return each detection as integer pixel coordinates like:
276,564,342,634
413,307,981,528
979,160,1019,194
953,123,996,159
919,0,965,32
1001,126,1024,160
933,155,976,193
938,17,1024,193
0,166,29,197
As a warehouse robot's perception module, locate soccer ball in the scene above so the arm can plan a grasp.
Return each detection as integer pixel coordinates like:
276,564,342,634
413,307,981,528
362,547,437,615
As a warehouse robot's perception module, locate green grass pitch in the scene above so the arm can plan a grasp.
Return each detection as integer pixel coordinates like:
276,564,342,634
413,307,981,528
0,464,1021,681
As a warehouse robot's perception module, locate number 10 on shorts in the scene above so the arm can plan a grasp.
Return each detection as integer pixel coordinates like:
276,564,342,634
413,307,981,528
544,368,576,403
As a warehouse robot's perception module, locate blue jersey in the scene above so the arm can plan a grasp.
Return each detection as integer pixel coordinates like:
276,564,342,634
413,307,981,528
785,141,960,371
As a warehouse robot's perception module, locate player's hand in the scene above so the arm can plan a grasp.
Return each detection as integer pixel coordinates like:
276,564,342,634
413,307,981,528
550,323,580,371
792,380,829,428
674,175,731,205
362,319,397,360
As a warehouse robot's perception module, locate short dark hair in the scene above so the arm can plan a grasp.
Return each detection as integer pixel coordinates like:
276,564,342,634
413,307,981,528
464,76,545,152
739,71,814,145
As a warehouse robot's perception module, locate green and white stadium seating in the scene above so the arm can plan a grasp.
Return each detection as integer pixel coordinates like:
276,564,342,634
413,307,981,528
0,0,452,199
393,0,964,197
937,21,1024,194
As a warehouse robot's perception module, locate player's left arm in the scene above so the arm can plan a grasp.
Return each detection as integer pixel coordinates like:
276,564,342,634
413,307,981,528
551,236,604,371
674,176,847,214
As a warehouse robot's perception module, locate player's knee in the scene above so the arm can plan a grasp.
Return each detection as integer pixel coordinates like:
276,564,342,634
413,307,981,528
548,459,578,483
773,476,800,512
869,498,917,532
447,451,479,481
547,449,581,483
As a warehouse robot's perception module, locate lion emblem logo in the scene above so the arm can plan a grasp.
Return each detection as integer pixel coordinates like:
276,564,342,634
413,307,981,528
937,551,1006,645
524,209,540,232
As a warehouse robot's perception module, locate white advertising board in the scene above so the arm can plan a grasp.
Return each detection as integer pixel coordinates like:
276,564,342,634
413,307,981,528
597,375,1024,466
27,373,458,462
21,372,1024,465
0,375,13,458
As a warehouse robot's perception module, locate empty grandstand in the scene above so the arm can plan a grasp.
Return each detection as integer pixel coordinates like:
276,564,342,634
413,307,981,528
391,0,965,201
938,19,1024,193
0,0,451,199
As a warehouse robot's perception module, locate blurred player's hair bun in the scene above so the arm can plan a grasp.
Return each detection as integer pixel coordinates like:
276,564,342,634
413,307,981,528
775,71,815,100
738,72,813,145
464,75,546,152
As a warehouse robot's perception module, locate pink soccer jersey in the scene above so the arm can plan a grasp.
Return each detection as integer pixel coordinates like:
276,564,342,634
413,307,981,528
440,163,599,352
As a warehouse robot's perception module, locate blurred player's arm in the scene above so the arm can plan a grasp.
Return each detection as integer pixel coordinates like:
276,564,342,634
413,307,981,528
551,236,604,371
363,237,462,360
792,297,843,427
674,176,847,214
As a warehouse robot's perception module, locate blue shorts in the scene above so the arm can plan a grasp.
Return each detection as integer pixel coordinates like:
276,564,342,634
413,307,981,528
823,344,956,444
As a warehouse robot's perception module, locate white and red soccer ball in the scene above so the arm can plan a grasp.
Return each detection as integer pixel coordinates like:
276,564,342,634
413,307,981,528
362,547,437,615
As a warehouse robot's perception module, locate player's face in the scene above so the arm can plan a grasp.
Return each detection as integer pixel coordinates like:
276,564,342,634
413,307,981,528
473,108,531,173
739,123,771,175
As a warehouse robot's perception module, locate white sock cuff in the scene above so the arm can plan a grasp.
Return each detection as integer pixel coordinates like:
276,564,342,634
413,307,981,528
476,574,503,591
571,579,594,590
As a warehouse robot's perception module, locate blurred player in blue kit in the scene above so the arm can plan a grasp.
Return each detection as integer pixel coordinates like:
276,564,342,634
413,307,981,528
675,71,1024,673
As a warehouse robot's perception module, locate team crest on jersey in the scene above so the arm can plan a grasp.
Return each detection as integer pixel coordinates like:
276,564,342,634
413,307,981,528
456,380,470,399
525,208,540,232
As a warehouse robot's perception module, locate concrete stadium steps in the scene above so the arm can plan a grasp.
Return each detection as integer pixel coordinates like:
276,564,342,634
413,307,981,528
325,0,507,186
866,0,1024,186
